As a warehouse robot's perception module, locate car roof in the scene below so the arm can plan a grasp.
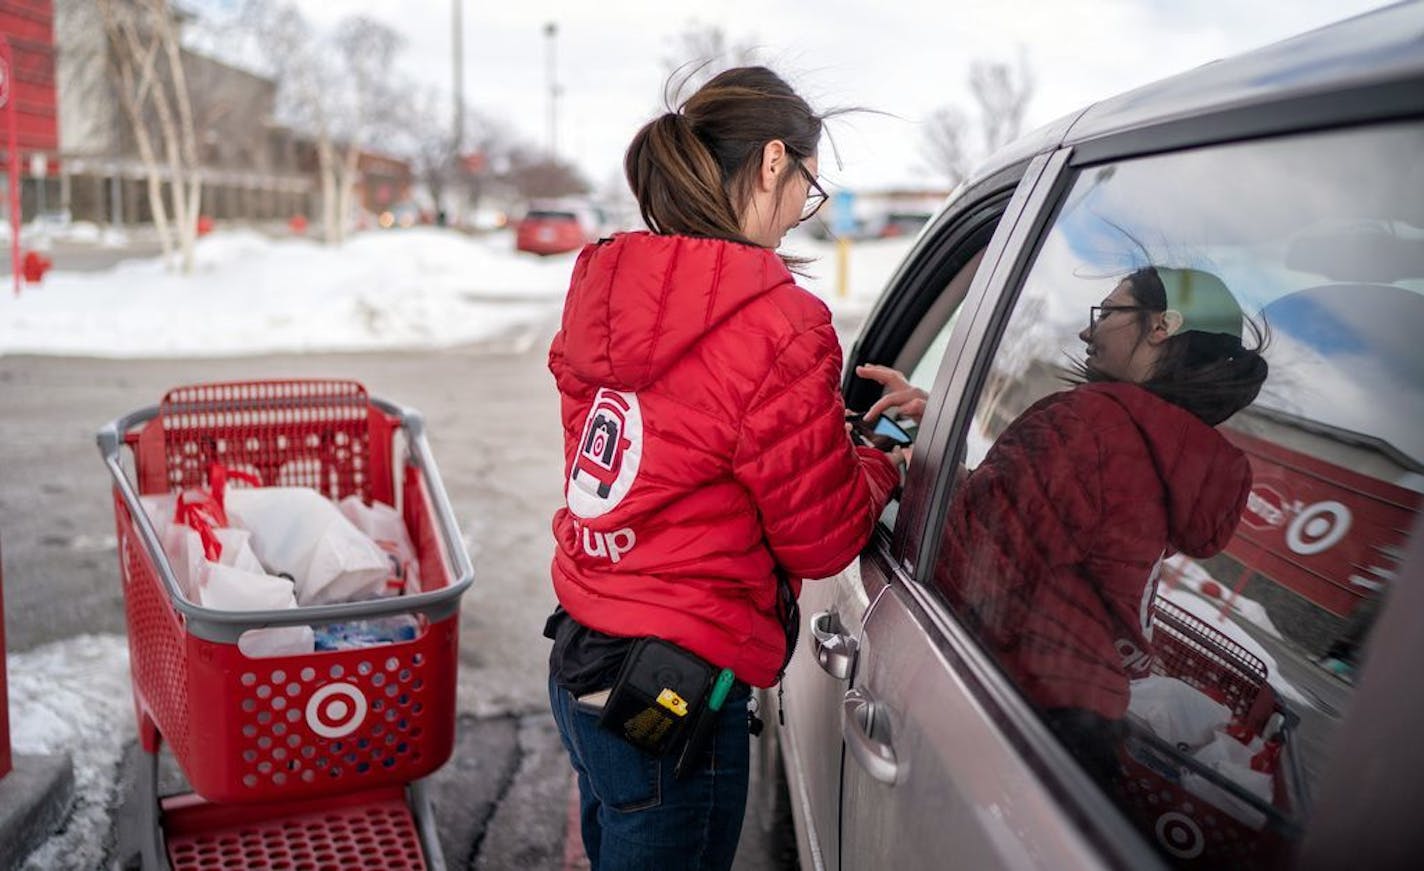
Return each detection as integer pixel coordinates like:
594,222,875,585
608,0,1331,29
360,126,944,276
969,2,1424,183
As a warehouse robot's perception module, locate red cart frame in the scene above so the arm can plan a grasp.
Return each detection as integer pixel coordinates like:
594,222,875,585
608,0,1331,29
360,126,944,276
98,381,475,871
1119,597,1307,868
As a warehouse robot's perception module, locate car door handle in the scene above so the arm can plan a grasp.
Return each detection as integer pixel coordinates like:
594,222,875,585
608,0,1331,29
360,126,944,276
843,687,899,785
811,610,857,680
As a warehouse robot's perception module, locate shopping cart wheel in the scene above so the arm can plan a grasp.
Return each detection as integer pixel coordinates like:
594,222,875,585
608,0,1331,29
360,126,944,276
111,746,170,871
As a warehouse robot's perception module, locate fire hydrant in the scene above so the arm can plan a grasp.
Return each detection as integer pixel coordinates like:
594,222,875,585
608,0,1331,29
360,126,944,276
21,250,52,284
196,215,215,237
289,214,309,235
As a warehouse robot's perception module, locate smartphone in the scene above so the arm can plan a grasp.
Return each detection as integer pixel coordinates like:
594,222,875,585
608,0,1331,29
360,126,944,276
848,411,913,451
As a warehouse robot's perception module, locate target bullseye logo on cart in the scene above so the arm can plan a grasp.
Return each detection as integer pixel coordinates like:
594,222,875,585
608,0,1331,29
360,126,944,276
306,682,368,738
1155,811,1205,859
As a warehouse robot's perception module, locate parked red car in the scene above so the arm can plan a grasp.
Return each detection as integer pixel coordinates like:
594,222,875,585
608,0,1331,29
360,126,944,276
515,200,598,255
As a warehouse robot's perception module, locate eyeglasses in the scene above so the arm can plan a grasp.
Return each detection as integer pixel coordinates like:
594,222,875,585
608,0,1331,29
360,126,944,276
1088,304,1151,332
798,164,828,223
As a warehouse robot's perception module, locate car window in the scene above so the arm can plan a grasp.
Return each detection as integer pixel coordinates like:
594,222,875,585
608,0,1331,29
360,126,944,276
863,211,1001,531
927,121,1423,867
902,247,986,391
525,210,577,221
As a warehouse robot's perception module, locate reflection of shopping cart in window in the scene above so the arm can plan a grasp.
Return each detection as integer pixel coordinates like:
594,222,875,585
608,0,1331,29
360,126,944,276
1119,597,1307,867
97,381,475,870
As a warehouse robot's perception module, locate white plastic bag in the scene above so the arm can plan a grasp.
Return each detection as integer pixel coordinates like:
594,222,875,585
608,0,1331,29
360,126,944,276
1181,729,1275,828
141,491,314,656
1127,675,1232,751
201,563,314,657
225,487,390,605
338,495,421,594
161,525,207,603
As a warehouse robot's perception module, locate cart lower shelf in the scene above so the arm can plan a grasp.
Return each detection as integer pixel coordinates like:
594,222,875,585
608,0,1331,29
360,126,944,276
161,785,429,871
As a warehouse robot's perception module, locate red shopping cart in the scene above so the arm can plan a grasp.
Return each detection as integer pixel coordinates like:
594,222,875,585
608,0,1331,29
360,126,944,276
97,380,475,871
1119,597,1307,868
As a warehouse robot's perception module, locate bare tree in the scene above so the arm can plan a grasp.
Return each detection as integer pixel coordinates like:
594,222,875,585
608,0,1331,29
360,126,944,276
970,56,1035,154
390,88,523,225
661,21,760,95
329,16,404,244
921,54,1035,187
395,88,454,219
98,0,204,272
503,149,590,200
921,106,971,188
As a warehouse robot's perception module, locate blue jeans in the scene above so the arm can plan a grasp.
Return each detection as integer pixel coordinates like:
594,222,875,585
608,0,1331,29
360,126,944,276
548,675,750,871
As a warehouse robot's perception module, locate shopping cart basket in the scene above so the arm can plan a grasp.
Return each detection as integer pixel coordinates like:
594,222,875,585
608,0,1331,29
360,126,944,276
1119,596,1307,867
98,380,475,870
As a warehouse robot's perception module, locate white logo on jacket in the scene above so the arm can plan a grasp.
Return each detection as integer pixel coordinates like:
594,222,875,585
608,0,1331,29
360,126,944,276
568,388,643,519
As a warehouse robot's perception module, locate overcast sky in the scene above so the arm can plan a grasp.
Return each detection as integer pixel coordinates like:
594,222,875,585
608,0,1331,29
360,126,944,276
276,0,1389,193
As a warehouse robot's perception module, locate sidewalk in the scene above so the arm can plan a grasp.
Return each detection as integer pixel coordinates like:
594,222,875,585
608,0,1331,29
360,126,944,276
0,753,75,871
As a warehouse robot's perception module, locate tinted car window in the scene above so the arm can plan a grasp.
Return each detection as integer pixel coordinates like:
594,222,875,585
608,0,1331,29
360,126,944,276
524,210,578,221
930,122,1423,867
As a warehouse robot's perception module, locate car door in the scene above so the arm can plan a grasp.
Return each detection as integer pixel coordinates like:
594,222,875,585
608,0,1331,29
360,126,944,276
837,148,1153,871
772,163,1032,871
841,119,1424,870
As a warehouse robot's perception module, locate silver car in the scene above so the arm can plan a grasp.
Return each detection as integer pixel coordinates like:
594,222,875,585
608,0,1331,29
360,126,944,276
760,5,1424,869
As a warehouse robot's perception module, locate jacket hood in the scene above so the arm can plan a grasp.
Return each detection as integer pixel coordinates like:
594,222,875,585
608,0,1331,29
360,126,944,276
557,232,795,390
1086,382,1251,556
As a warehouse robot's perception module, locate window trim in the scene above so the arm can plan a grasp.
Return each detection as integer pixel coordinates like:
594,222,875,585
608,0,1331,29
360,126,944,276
848,159,1052,571
843,167,1025,406
908,148,1075,576
1068,75,1424,169
889,145,1178,867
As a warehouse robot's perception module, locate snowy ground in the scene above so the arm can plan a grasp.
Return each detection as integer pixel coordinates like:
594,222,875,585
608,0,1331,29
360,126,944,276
9,635,134,871
0,227,909,359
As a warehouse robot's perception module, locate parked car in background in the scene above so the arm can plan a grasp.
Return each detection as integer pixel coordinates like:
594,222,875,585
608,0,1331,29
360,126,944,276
859,210,933,240
514,198,608,255
759,6,1423,870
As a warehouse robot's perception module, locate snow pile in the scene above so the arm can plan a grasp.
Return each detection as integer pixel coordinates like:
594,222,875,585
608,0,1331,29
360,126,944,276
8,634,134,871
0,228,916,359
0,229,578,358
1159,583,1307,705
1164,553,1283,638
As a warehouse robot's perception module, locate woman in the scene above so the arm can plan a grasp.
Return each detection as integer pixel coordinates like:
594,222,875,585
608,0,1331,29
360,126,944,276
545,67,901,870
858,265,1267,784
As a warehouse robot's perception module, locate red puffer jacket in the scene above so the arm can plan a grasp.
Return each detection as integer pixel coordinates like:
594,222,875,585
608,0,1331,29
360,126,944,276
549,232,900,687
934,382,1251,719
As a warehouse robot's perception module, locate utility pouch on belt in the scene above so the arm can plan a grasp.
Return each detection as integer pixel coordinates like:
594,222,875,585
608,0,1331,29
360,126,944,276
593,637,716,757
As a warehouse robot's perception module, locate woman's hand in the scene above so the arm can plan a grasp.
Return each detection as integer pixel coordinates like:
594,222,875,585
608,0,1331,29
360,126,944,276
856,364,929,425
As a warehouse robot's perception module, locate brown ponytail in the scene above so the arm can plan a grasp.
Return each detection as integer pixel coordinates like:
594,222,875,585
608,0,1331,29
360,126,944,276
624,66,824,249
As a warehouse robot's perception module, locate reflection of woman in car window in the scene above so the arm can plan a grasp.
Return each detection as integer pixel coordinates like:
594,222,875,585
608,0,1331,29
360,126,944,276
860,266,1267,785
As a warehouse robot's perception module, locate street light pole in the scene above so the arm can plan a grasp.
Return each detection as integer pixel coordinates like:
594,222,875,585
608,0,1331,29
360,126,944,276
452,0,464,156
544,21,559,160
451,0,465,224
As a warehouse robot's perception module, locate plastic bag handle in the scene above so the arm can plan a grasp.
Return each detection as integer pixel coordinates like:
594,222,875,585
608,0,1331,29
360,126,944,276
208,462,262,515
175,493,224,562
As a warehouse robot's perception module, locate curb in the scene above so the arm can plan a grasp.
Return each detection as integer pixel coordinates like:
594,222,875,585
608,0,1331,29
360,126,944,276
0,752,75,871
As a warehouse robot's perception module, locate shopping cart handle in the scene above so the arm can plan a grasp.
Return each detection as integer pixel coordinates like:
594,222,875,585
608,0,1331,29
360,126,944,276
371,396,475,586
96,396,477,645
